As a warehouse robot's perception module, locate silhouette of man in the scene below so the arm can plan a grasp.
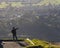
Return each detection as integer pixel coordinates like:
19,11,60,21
11,27,18,40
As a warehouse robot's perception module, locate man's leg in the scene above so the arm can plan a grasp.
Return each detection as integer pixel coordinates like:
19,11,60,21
14,34,17,40
13,35,15,40
15,35,18,40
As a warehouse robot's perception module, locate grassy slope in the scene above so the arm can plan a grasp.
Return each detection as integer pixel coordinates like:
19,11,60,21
25,39,60,48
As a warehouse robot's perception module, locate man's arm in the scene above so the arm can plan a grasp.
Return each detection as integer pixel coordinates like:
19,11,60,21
15,28,18,30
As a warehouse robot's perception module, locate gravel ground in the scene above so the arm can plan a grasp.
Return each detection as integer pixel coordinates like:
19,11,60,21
2,41,25,48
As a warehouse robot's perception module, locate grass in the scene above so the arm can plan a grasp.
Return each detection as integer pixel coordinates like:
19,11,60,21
24,39,60,48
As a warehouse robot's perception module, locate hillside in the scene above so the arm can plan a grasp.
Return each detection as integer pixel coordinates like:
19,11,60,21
1,38,60,48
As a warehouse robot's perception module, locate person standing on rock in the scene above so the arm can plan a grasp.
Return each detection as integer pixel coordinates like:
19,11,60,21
11,27,18,40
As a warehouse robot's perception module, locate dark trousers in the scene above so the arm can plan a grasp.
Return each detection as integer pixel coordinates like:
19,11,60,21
13,34,17,40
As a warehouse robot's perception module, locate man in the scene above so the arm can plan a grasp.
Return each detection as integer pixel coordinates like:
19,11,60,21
11,27,18,40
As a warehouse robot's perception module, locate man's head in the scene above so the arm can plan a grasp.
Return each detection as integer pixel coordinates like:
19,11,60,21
12,27,15,29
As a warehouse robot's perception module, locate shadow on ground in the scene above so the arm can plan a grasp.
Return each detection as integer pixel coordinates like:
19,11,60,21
0,40,3,48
